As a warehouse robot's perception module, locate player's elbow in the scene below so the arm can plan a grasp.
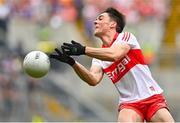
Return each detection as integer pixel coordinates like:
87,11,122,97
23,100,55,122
112,50,129,61
106,52,120,61
112,53,123,62
87,79,99,86
88,83,97,86
88,82,99,86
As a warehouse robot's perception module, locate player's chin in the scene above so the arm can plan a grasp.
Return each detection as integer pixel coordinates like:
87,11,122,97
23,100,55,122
94,31,101,37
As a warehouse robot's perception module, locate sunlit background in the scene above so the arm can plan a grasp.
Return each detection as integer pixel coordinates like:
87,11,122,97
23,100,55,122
0,0,180,122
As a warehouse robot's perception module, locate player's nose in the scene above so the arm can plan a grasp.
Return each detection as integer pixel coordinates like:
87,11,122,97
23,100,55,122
94,20,98,25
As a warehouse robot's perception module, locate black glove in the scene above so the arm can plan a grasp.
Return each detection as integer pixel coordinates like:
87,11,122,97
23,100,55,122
49,48,75,66
61,40,86,56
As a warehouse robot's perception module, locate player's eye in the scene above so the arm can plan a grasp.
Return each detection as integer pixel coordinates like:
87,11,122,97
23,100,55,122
100,16,105,21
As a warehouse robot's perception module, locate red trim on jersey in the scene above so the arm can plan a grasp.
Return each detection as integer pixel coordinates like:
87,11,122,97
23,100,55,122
103,49,146,83
102,32,119,48
122,32,131,42
126,32,131,42
124,32,128,41
122,32,126,41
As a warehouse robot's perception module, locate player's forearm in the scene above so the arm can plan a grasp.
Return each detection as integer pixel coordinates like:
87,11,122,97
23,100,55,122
72,62,99,86
85,47,118,61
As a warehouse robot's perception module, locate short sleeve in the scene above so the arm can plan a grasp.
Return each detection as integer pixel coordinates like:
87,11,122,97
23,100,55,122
92,58,102,67
114,32,140,49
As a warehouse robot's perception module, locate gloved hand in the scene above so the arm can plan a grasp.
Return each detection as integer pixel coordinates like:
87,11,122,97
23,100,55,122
49,48,75,66
61,40,86,56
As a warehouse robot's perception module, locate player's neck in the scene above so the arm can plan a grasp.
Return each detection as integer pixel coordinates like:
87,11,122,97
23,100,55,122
100,30,117,46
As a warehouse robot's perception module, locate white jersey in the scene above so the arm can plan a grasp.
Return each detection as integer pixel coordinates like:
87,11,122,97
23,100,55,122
92,32,163,104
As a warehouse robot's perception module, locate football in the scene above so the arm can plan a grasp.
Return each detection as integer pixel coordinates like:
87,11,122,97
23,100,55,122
23,51,50,78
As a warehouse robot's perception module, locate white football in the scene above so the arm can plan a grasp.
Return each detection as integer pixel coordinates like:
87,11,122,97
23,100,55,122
23,51,50,78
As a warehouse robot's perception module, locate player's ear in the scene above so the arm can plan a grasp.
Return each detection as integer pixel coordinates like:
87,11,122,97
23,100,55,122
110,21,117,28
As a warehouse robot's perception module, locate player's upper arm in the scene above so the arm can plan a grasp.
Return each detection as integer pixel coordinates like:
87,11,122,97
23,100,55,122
110,42,130,61
110,32,138,61
89,64,104,85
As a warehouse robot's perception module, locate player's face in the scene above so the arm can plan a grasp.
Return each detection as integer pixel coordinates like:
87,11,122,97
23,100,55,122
94,13,112,37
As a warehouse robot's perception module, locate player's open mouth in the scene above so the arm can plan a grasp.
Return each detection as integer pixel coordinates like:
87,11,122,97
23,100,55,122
95,27,99,30
95,25,99,29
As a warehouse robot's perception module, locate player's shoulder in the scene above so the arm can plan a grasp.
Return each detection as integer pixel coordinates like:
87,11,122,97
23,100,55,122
117,31,137,42
116,31,140,49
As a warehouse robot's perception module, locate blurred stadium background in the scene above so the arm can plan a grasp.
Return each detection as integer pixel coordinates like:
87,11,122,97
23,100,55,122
0,0,180,122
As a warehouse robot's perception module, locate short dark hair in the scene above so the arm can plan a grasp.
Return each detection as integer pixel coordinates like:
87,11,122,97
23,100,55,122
104,7,125,33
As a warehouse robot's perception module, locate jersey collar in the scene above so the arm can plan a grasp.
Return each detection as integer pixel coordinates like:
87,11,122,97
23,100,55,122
102,32,119,48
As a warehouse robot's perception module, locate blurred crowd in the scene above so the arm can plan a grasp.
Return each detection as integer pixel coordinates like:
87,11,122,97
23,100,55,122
0,0,174,121
0,0,169,42
1,0,170,60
